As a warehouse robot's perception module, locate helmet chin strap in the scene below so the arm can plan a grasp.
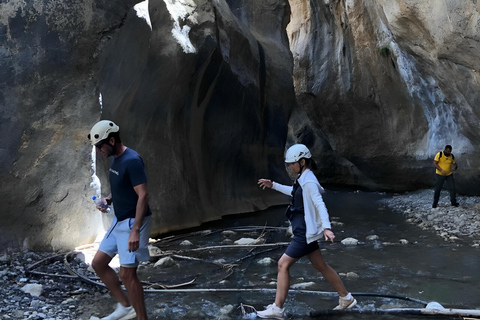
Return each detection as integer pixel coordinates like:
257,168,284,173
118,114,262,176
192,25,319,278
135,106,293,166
291,159,306,182
298,160,305,178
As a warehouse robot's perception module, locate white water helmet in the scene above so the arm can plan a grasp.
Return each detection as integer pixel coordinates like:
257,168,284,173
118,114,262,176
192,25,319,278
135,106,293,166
88,120,119,145
285,144,311,163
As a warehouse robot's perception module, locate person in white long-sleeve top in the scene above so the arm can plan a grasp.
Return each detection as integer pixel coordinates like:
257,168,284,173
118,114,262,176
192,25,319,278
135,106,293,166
256,144,356,319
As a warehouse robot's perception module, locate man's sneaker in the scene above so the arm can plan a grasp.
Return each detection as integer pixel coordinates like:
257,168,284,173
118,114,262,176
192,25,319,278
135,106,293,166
452,202,459,207
432,203,437,208
333,295,357,310
257,303,285,319
101,302,136,320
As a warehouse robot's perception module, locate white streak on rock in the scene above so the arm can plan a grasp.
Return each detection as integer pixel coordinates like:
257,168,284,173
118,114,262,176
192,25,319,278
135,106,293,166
134,0,152,31
163,0,197,53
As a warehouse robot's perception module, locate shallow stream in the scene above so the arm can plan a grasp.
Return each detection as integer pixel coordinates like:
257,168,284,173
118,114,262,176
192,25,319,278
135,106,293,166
139,190,480,319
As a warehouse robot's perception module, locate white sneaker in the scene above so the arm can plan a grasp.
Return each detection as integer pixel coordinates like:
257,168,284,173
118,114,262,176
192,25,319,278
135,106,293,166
333,295,357,310
257,303,285,319
101,302,137,320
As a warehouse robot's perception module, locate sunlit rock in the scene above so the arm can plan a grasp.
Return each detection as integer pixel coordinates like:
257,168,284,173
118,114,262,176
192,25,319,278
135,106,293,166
148,245,163,257
234,238,257,245
341,237,359,246
366,235,379,241
426,301,445,310
256,257,275,266
399,239,409,245
346,272,360,279
180,240,193,246
154,257,177,268
21,284,44,297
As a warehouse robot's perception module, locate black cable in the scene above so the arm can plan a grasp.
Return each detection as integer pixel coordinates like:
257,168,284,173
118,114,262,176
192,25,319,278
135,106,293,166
351,292,428,306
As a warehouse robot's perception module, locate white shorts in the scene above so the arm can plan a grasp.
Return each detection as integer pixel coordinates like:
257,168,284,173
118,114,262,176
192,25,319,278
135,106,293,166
99,215,152,267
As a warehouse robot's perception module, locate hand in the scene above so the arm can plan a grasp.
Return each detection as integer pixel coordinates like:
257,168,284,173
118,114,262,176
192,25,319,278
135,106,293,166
128,229,140,252
96,198,109,213
324,229,335,242
257,179,273,189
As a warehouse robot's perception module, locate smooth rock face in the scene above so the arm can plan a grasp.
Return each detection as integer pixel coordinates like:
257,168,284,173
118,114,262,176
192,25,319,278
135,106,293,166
0,0,293,249
0,0,143,250
287,0,480,193
97,0,294,240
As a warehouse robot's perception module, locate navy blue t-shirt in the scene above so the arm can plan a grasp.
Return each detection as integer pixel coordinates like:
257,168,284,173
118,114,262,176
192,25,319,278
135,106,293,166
109,148,152,221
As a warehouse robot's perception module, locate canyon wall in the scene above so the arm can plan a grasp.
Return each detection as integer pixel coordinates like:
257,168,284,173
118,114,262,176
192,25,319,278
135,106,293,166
1,0,479,250
287,0,480,193
0,0,293,249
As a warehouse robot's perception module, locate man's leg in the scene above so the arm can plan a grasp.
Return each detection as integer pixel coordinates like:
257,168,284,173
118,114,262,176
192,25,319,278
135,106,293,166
433,174,445,207
91,251,130,307
446,175,458,205
120,266,148,320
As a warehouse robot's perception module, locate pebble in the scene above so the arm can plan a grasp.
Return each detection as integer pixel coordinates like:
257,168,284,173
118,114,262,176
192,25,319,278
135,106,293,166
180,240,193,246
154,256,177,268
341,237,359,246
256,257,275,266
234,238,257,245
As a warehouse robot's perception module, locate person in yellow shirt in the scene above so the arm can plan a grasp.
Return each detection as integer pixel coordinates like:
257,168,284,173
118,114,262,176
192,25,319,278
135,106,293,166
432,145,458,208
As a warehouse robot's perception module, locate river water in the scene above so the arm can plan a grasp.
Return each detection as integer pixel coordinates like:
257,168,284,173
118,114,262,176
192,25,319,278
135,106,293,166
140,190,480,319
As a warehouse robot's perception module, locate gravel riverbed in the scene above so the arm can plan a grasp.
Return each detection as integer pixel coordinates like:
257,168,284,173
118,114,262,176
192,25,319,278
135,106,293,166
379,189,480,245
2,189,480,319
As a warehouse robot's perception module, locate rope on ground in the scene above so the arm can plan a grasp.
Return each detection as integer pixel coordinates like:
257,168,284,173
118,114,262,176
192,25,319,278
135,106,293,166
151,225,288,246
351,292,428,305
310,307,480,318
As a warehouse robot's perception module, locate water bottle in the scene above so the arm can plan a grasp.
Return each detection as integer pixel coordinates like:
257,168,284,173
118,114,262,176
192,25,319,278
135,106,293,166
92,196,111,213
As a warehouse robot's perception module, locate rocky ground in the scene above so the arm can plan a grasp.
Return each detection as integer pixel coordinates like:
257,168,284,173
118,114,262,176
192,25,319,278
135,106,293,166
2,189,480,319
0,251,117,320
379,189,480,246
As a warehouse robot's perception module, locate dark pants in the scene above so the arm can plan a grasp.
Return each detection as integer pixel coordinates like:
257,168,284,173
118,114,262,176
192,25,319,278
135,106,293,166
433,174,456,205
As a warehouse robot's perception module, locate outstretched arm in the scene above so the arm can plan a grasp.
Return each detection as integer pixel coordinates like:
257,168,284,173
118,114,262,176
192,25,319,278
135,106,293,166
258,179,293,196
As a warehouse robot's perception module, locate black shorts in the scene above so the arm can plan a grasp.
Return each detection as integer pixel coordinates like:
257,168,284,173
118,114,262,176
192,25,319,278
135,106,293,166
285,237,319,259
284,208,319,259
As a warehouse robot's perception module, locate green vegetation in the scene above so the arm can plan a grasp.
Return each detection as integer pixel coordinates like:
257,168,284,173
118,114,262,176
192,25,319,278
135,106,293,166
379,45,391,56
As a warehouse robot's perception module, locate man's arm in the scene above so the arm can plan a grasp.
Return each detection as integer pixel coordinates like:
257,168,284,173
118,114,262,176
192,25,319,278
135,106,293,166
128,183,149,252
434,160,446,175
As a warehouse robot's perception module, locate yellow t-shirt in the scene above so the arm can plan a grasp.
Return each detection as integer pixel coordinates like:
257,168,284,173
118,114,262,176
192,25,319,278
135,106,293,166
434,152,456,176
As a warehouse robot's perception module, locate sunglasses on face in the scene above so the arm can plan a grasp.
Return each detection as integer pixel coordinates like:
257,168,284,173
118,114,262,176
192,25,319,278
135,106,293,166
95,140,108,149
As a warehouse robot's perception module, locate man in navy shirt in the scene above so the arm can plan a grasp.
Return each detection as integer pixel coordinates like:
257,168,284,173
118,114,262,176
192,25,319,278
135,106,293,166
88,120,152,320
